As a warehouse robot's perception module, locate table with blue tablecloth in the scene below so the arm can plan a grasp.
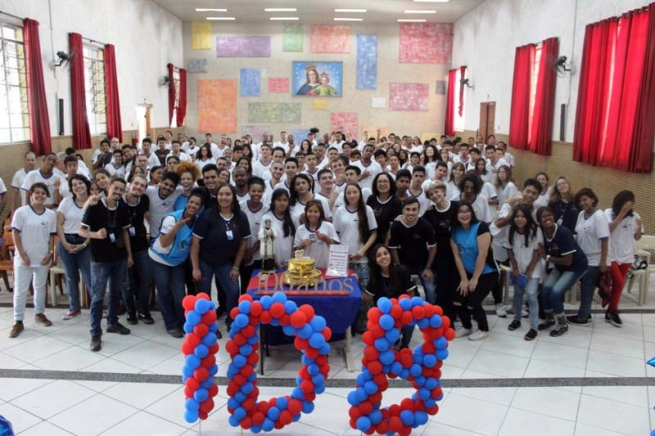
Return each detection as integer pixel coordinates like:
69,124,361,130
247,269,362,373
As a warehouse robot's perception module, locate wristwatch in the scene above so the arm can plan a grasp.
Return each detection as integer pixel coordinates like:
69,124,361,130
546,255,551,262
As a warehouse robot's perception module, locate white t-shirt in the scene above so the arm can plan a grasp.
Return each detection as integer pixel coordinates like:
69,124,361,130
11,168,29,191
195,157,216,174
605,209,642,264
353,160,383,191
57,196,86,234
145,186,183,238
575,209,610,267
504,227,543,279
332,205,378,264
490,203,512,262
293,221,339,270
105,163,126,178
407,188,431,217
496,182,519,207
252,159,273,178
239,201,270,262
534,187,552,209
260,211,299,267
167,151,191,162
21,170,62,206
446,180,460,200
300,168,320,183
291,195,332,223
332,187,372,211
273,141,290,154
11,205,56,267
485,158,509,185
149,215,176,265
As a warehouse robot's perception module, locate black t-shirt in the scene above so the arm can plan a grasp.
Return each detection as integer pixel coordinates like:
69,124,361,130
82,200,131,263
155,149,169,166
543,224,588,272
548,200,579,233
366,195,402,245
388,217,436,266
370,267,416,301
422,201,456,262
120,195,150,253
193,209,251,267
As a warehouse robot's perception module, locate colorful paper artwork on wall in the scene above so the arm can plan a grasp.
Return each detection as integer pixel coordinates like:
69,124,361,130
310,25,351,53
191,22,212,50
356,35,377,90
362,126,390,140
422,132,442,142
399,23,453,64
292,61,343,97
242,125,271,140
198,79,237,133
389,83,430,111
371,98,386,108
187,59,208,73
248,103,302,123
292,129,310,142
240,69,261,97
312,99,328,110
283,24,304,52
268,78,289,94
216,36,271,58
330,112,358,138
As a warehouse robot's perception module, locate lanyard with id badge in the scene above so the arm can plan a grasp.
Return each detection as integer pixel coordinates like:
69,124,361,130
107,206,118,243
223,215,235,241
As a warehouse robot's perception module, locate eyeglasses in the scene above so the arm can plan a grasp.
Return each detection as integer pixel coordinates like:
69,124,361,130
458,210,472,215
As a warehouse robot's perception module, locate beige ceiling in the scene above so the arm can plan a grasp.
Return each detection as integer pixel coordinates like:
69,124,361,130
151,0,484,23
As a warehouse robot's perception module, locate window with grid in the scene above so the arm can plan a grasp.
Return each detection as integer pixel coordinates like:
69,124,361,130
171,67,180,128
83,44,107,136
0,21,29,144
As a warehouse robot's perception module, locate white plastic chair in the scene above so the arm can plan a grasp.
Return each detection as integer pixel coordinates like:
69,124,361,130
627,235,655,305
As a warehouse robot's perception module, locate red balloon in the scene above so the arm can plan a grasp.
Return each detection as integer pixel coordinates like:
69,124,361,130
250,302,263,316
182,295,197,311
390,304,403,319
252,411,265,425
194,324,209,337
208,343,219,354
288,399,303,415
240,417,253,429
230,307,240,320
201,310,217,324
260,311,272,324
299,304,315,319
186,377,200,390
186,333,201,348
199,398,214,413
240,294,254,303
181,342,194,355
359,401,373,414
389,416,403,433
202,355,216,368
300,380,313,393
290,311,307,328
270,302,285,318
208,384,219,397
196,293,210,301
279,410,293,425
194,367,209,381
184,386,195,398
199,411,208,420
411,306,425,319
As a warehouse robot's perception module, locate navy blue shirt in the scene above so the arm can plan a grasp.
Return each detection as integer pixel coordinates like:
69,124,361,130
193,209,251,267
543,224,588,272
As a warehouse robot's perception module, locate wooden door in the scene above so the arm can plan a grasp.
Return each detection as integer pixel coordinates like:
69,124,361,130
479,102,496,141
145,106,152,138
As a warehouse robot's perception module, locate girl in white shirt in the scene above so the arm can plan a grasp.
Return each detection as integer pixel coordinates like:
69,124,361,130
333,183,378,289
495,165,519,208
567,188,609,326
604,191,642,327
261,189,298,268
294,200,339,270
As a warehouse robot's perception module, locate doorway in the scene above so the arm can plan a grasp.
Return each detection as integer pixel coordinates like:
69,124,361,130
479,102,496,142
136,104,153,143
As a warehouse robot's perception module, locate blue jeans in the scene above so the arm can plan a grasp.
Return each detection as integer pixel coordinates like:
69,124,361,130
90,259,127,336
513,277,540,329
197,261,240,322
404,264,436,305
57,235,92,312
577,266,601,320
124,249,153,314
542,268,587,317
151,259,186,331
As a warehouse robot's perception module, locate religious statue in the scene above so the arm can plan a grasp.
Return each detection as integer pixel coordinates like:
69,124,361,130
259,218,277,272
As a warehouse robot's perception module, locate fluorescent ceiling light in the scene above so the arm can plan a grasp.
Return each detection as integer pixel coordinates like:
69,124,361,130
264,8,297,12
195,8,227,12
270,17,299,20
334,9,367,13
414,0,449,2
207,17,236,20
404,10,437,13
398,19,427,22
334,18,363,21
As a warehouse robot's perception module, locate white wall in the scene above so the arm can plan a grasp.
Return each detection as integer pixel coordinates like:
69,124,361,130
1,0,183,137
453,0,652,141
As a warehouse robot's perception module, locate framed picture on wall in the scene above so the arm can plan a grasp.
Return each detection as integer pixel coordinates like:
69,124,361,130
292,61,343,97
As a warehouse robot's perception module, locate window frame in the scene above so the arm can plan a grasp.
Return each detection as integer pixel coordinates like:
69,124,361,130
0,20,30,145
82,42,107,136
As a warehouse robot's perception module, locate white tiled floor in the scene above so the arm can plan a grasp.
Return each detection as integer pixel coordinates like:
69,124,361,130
0,284,652,434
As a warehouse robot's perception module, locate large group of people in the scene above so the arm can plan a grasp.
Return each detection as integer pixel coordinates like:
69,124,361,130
5,128,644,351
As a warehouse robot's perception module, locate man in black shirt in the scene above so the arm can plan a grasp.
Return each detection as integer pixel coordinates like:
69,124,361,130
389,197,437,304
80,178,133,352
121,174,153,325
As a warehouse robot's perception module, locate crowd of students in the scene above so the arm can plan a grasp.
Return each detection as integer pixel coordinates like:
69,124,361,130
5,128,643,351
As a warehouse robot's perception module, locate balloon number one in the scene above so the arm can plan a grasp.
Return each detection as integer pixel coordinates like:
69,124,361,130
225,292,332,432
348,296,455,436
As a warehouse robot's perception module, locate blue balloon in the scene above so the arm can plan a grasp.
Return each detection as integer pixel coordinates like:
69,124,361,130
310,316,326,332
399,298,412,310
228,415,240,427
271,292,287,303
185,398,199,410
194,344,209,359
208,323,218,332
385,328,400,343
356,416,372,432
319,343,330,355
240,344,253,356
364,381,378,394
302,401,314,414
309,333,325,348
235,391,246,403
194,388,209,402
423,355,437,368
186,354,201,369
436,349,449,361
410,364,422,377
391,361,403,375
418,388,430,400
235,314,249,328
241,382,254,394
238,300,251,314
400,410,415,426
209,364,218,376
347,390,360,406
234,407,247,420
260,295,272,309
195,299,212,315
378,297,392,314
186,310,201,326
183,322,194,333
184,409,199,423
370,410,383,424
414,375,426,386
379,314,395,330
251,424,262,433
262,418,275,432
415,410,429,426
308,363,319,375
292,387,304,400
234,354,247,368
355,387,368,402
315,384,326,394
228,397,239,409
430,315,443,328
417,318,430,328
276,397,289,410
201,377,214,389
283,325,296,336
434,336,448,349
298,324,313,339
284,300,298,314
410,296,424,307
182,365,194,378
425,378,438,390
202,334,217,347
267,406,280,420
374,337,390,352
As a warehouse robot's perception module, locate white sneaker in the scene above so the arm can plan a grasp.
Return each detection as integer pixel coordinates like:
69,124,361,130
456,327,472,338
468,330,490,341
521,308,529,318
496,304,507,318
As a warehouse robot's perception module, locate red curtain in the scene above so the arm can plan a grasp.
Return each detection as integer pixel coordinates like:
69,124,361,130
444,69,457,136
458,66,466,117
176,68,187,127
509,44,534,151
69,33,92,149
167,63,175,126
529,37,559,155
104,44,122,141
574,4,654,173
23,19,51,155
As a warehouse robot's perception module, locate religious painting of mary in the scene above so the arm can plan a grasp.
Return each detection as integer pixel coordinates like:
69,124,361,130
292,61,343,97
